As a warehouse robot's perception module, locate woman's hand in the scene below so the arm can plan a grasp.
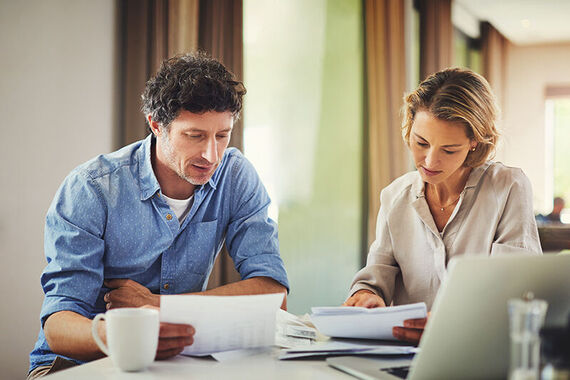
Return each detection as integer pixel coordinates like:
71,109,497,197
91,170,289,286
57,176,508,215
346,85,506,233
343,289,386,308
343,291,429,345
392,313,430,345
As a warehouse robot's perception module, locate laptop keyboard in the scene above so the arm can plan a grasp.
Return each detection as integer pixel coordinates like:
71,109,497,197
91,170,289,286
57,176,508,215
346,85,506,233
381,365,410,379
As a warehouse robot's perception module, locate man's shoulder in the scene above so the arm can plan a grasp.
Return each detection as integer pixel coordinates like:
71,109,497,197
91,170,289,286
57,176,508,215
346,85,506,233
72,139,145,182
209,147,268,204
213,147,249,182
223,146,244,161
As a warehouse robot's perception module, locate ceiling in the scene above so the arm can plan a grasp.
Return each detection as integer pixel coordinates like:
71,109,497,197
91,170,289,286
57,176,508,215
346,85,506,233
453,0,570,45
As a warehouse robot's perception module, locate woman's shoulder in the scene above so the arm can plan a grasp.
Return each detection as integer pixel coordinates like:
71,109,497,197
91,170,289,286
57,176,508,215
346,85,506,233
482,161,530,186
476,161,532,197
380,171,420,204
386,170,420,189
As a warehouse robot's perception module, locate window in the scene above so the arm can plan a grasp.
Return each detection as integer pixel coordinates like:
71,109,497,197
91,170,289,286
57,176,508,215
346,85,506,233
453,27,482,73
243,0,365,313
545,96,570,223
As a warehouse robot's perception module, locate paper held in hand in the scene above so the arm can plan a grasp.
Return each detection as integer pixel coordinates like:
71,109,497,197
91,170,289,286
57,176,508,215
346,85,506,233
310,302,427,340
160,293,284,356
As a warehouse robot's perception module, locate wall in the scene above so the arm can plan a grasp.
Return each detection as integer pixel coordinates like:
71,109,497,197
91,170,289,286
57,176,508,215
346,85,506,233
0,1,116,378
497,42,570,213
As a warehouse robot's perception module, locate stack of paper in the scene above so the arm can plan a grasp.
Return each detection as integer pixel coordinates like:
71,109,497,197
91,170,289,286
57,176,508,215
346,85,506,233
279,338,419,359
275,309,319,348
310,302,427,340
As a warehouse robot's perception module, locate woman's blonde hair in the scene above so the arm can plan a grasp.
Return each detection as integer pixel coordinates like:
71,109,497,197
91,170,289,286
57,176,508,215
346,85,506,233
402,67,500,167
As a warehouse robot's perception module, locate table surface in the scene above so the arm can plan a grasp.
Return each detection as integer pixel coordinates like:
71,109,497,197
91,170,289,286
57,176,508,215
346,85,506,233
45,347,353,380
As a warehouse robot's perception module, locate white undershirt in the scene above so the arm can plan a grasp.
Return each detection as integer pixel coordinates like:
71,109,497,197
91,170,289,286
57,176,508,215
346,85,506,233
161,193,194,224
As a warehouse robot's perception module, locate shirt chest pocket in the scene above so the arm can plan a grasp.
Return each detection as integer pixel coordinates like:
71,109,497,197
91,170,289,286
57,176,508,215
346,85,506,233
180,219,220,275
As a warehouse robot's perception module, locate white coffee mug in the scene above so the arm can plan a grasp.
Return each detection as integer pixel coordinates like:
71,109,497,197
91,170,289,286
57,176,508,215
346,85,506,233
91,308,159,372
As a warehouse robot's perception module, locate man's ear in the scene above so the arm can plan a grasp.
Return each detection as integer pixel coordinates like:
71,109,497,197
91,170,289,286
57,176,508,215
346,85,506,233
147,115,161,136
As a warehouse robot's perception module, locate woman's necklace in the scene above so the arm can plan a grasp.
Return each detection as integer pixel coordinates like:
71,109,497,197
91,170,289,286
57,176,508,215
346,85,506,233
434,195,461,211
426,185,462,212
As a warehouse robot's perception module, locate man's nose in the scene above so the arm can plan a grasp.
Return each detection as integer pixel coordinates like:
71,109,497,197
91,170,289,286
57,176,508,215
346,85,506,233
201,137,218,163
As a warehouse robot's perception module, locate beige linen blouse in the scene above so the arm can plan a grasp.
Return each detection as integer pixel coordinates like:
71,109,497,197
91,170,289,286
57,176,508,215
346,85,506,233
349,161,542,309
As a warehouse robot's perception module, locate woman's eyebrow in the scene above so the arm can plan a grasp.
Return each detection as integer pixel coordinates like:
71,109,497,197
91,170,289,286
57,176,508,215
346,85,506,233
441,143,464,148
413,132,427,141
412,133,465,148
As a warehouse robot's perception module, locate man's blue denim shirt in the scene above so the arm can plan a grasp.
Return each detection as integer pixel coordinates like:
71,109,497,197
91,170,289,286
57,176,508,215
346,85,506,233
29,135,289,372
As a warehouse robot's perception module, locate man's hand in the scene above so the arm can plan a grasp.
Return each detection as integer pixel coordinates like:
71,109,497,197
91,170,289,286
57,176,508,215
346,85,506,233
104,279,159,309
138,305,194,360
155,321,195,360
342,289,387,308
392,313,430,345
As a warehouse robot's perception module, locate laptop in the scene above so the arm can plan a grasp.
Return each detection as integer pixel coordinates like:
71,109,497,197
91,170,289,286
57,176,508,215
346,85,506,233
327,254,570,379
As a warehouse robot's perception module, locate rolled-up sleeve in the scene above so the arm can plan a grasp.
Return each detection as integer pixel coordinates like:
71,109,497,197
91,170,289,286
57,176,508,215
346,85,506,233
224,156,289,291
40,170,107,325
491,168,542,256
349,191,400,304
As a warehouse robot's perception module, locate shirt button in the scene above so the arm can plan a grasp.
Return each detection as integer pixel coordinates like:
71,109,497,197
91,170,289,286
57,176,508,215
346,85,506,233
163,283,170,290
166,214,173,220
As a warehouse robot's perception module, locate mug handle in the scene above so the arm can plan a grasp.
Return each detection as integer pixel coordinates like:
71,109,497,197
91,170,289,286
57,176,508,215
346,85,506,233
91,313,110,356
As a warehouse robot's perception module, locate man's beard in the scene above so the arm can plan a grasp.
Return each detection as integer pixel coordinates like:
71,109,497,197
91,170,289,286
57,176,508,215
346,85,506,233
160,133,214,186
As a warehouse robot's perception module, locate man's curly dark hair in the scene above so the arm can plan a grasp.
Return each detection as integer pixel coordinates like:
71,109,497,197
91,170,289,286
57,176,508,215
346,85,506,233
141,52,246,129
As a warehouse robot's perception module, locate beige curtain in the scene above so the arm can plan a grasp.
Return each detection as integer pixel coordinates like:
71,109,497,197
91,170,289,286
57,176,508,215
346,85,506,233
481,21,509,110
364,0,409,248
168,0,200,57
417,0,453,81
198,0,244,152
118,0,242,288
118,0,199,147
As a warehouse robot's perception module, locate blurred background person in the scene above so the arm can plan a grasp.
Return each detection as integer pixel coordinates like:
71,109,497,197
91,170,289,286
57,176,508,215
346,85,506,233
546,197,565,223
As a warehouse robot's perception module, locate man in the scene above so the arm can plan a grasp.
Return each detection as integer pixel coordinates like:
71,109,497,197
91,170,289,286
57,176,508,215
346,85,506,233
28,53,289,378
546,197,565,223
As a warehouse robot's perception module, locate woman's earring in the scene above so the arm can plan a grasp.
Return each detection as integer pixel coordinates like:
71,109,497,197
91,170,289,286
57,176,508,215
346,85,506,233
471,147,476,152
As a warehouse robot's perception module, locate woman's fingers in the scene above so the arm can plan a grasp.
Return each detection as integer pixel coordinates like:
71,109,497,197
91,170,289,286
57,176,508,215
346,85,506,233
343,291,386,308
403,317,427,329
393,314,430,344
392,326,423,344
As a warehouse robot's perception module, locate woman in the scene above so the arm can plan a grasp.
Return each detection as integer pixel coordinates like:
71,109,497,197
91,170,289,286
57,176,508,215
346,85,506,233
344,67,542,343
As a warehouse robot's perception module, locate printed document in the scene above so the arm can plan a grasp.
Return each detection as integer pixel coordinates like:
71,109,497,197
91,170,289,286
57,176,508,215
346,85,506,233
310,302,427,340
161,293,284,356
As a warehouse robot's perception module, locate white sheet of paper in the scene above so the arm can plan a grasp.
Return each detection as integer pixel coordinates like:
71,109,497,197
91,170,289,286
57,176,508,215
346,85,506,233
310,302,427,340
211,347,271,362
160,293,284,356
